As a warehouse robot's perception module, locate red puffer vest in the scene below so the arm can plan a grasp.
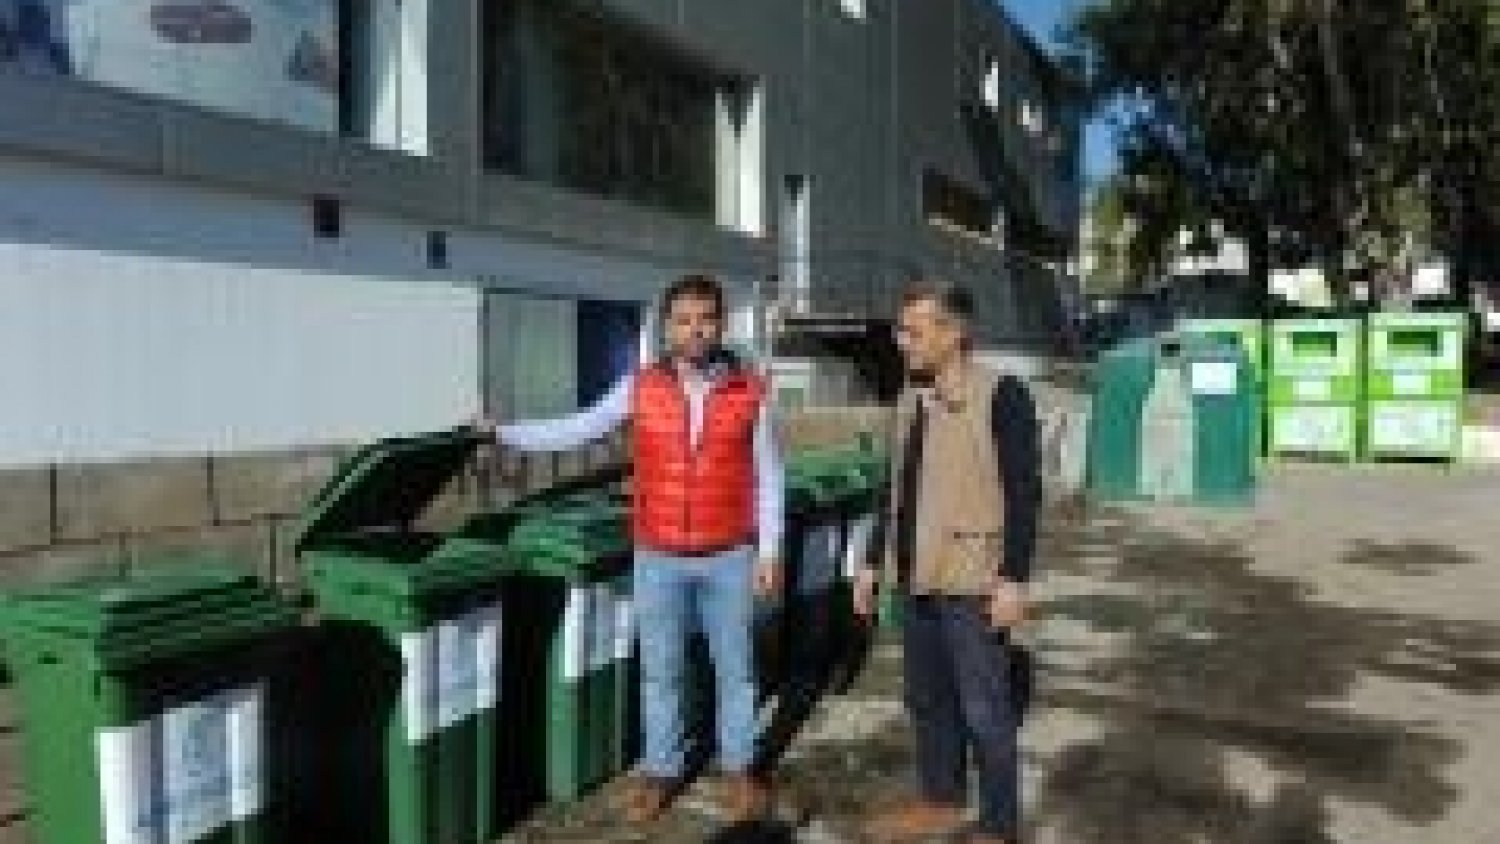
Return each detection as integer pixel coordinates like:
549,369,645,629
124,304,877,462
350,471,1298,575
631,362,766,553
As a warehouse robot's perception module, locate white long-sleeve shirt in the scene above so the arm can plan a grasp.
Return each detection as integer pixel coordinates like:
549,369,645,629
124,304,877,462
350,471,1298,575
497,371,784,559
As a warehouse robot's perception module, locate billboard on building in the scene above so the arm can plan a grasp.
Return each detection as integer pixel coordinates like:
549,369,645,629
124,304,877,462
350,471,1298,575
0,0,337,132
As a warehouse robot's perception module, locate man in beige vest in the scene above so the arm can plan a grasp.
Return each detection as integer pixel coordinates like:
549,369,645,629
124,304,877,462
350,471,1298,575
855,278,1041,844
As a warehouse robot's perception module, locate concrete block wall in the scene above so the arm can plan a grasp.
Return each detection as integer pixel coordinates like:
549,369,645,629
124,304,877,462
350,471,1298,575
781,407,894,450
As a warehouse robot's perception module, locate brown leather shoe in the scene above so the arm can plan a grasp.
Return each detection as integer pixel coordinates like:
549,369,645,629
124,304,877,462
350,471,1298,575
616,775,673,825
720,773,773,824
863,798,967,841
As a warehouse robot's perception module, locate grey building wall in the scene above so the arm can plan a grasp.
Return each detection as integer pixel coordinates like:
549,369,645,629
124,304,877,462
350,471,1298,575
581,0,1081,346
0,0,1079,343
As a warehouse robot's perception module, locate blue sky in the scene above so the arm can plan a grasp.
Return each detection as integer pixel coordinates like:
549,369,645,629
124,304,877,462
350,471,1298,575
1002,0,1118,183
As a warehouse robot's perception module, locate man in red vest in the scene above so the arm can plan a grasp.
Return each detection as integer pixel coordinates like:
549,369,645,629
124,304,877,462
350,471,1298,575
482,274,784,825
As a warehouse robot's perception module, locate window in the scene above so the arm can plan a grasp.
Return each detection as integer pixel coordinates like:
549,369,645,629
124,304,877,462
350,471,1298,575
1020,100,1046,136
717,82,766,235
484,1,725,220
341,0,431,154
426,231,450,269
780,175,811,311
311,196,343,239
2,0,341,133
923,170,1001,241
837,0,867,19
982,58,1003,112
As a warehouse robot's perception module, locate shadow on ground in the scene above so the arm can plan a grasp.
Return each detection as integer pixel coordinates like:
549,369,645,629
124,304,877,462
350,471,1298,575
1341,540,1478,577
465,502,1500,842
1027,508,1499,843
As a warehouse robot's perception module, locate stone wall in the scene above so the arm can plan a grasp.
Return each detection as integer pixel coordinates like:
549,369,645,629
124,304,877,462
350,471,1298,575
780,406,894,450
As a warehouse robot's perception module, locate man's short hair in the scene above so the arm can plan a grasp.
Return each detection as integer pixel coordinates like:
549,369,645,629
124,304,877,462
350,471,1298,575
900,274,976,331
662,273,726,319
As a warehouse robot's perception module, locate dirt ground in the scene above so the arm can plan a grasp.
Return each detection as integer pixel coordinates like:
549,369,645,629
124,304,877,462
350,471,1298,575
506,464,1500,843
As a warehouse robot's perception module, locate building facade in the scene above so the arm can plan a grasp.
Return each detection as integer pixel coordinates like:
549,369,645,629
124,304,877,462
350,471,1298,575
1,0,1081,414
0,2,1079,831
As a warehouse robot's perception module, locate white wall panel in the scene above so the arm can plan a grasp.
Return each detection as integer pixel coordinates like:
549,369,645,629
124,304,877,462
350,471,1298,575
0,156,484,466
0,246,479,466
0,155,756,466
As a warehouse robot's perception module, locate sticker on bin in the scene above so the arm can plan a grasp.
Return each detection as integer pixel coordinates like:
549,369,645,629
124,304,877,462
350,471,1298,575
614,594,636,661
797,523,843,595
97,685,264,844
1392,372,1430,396
400,603,503,743
1371,404,1457,450
563,585,633,681
1190,361,1238,396
1293,378,1332,401
1274,406,1351,451
843,514,879,580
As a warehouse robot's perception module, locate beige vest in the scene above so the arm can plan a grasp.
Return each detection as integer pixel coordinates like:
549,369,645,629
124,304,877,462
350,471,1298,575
882,363,1007,595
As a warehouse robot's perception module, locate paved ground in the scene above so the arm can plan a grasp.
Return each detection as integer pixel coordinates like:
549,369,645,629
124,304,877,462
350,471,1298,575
506,464,1500,843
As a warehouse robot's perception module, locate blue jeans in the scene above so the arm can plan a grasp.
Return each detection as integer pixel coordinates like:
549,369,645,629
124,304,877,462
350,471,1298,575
634,545,759,779
902,594,1022,837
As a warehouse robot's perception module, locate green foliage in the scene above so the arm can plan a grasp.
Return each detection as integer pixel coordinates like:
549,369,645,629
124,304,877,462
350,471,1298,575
1067,0,1500,300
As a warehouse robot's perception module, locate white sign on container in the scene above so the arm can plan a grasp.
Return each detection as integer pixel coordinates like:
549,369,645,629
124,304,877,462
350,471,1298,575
401,603,503,744
96,685,266,844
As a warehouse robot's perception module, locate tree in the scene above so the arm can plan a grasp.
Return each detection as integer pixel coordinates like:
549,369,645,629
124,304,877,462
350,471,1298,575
1066,0,1500,306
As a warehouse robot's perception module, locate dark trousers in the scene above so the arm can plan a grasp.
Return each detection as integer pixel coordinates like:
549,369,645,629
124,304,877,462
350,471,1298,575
901,594,1022,837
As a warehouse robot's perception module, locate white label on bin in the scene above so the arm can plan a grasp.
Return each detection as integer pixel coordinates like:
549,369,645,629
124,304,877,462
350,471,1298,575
1393,372,1430,396
98,715,156,844
613,592,636,662
96,685,265,844
1293,378,1332,401
591,585,616,675
225,686,265,825
843,514,879,580
402,604,505,742
798,524,843,596
434,616,477,733
1371,404,1457,451
160,695,233,844
1274,406,1352,452
562,586,590,682
563,585,631,679
1190,361,1238,396
473,604,504,714
401,628,438,743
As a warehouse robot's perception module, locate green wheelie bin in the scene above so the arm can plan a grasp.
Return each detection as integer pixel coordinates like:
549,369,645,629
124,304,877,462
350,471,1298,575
1364,311,1467,461
290,429,508,844
1088,335,1258,504
801,444,887,693
777,456,847,701
0,567,296,844
462,497,636,808
1268,317,1363,461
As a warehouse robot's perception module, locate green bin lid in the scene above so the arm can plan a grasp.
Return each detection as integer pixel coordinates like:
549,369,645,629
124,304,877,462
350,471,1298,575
294,428,481,552
0,568,294,670
502,505,630,574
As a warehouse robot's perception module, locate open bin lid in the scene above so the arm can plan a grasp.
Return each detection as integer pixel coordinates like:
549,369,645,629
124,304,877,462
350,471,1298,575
294,428,481,553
